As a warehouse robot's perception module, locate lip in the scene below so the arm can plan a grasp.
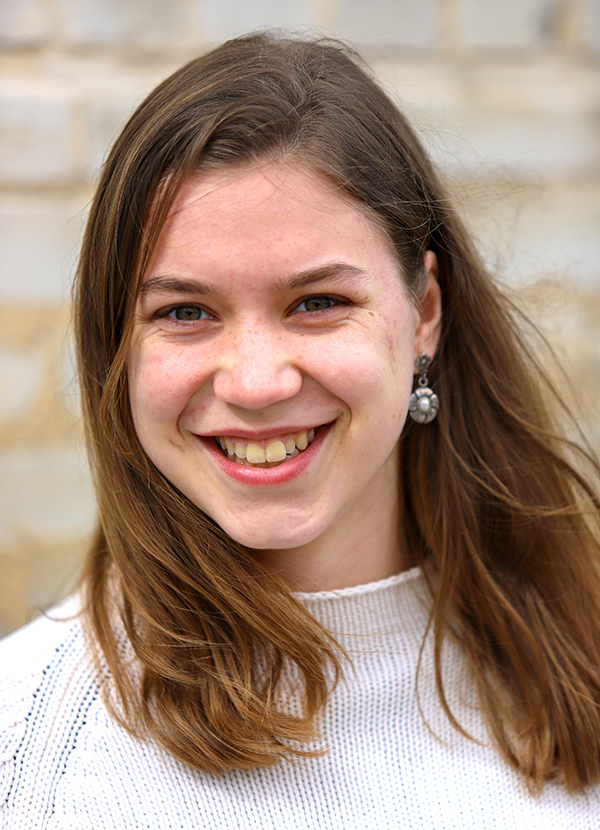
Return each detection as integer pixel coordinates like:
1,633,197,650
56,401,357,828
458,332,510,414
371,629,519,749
199,422,333,486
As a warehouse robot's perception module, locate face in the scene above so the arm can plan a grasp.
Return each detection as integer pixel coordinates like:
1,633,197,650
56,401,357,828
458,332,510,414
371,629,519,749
128,162,440,586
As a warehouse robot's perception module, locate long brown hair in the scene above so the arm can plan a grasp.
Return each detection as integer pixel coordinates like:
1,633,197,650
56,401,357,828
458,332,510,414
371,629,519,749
74,32,600,789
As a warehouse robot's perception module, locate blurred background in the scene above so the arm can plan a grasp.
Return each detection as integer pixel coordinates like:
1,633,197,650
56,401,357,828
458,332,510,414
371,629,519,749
1,0,599,635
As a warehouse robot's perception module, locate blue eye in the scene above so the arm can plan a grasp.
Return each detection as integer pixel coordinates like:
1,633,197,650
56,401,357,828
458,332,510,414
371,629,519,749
296,297,337,313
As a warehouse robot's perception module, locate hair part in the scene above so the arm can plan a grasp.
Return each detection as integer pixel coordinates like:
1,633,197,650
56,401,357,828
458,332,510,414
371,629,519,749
75,31,600,788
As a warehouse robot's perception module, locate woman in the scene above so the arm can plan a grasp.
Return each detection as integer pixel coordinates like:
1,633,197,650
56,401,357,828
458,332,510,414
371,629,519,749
2,32,600,828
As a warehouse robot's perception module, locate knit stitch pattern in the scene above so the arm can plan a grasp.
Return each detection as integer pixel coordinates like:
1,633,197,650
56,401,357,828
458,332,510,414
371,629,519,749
1,570,598,828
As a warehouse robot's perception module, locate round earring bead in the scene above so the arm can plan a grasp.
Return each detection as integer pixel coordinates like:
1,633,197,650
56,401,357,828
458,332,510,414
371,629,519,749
408,386,439,424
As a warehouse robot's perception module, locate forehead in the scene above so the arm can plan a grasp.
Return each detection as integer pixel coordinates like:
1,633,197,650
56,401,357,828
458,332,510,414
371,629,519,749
142,161,400,286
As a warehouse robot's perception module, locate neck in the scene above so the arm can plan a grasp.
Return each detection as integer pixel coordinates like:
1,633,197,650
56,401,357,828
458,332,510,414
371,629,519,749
257,458,406,592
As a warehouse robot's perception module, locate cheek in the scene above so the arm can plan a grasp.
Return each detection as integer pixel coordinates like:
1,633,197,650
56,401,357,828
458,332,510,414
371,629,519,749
128,345,204,428
308,324,414,412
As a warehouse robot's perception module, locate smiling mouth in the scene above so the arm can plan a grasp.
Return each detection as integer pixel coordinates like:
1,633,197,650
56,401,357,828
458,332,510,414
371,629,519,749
214,428,318,468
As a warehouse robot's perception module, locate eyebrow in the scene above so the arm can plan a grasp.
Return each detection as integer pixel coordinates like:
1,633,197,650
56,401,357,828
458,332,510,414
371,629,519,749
139,275,217,297
273,263,369,291
139,262,370,299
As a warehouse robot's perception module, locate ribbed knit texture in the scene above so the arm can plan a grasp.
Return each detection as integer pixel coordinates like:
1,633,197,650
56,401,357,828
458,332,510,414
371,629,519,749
1,568,598,828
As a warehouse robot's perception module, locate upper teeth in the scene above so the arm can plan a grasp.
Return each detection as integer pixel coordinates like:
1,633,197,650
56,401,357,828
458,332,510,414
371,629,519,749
217,429,316,465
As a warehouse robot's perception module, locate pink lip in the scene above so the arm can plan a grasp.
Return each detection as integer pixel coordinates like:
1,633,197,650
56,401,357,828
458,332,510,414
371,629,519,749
200,422,332,486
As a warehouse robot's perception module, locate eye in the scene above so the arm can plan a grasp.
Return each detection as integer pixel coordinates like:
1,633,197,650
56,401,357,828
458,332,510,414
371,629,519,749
165,305,212,322
294,296,339,313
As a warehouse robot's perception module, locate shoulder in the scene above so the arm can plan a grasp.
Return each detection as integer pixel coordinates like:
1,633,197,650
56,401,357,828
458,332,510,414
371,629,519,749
0,594,83,673
0,595,104,824
0,595,88,718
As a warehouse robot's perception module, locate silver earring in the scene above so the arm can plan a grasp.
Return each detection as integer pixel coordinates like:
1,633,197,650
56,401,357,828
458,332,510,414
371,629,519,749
409,354,439,424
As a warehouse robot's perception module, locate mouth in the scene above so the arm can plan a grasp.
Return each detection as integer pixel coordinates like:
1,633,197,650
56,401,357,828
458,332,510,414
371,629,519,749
214,428,318,468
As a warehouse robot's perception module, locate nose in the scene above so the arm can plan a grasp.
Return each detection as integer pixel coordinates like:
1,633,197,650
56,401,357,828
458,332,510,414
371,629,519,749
212,323,303,410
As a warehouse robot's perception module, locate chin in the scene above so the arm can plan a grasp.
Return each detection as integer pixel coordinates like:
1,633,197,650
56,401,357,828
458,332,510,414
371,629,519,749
218,516,324,553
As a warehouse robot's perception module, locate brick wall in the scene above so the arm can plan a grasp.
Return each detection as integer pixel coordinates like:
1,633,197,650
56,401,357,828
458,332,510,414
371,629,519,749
1,0,599,634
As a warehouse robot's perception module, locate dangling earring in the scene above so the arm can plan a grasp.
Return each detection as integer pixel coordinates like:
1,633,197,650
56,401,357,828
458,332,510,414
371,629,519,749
409,353,439,424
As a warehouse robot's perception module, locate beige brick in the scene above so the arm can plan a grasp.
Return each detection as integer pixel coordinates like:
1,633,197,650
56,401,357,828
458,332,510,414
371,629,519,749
58,0,197,46
583,0,600,50
460,0,557,48
458,61,600,114
372,57,600,115
85,98,146,183
200,0,313,42
0,535,86,637
0,552,28,637
0,345,45,421
0,96,74,187
0,303,80,451
0,448,95,547
0,198,84,301
498,196,600,288
0,0,51,47
453,178,600,288
0,301,69,363
332,0,438,48
417,107,600,180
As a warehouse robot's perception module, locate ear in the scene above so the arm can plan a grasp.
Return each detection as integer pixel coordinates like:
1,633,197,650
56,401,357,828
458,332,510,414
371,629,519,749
414,250,442,364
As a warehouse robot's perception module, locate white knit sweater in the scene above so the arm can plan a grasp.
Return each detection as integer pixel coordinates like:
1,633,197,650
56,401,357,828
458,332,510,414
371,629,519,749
1,567,598,829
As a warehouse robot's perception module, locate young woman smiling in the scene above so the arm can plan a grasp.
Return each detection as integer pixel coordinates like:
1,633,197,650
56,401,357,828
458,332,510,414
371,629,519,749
1,32,600,828
127,163,440,582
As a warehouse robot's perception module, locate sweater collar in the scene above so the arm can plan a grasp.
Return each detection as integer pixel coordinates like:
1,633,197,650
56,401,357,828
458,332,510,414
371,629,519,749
294,566,428,641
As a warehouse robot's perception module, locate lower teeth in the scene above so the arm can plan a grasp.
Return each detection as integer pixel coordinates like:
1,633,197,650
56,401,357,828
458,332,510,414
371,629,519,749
230,447,301,467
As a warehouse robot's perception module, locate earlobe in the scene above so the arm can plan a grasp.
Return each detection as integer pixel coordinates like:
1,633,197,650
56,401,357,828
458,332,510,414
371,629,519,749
414,250,442,363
